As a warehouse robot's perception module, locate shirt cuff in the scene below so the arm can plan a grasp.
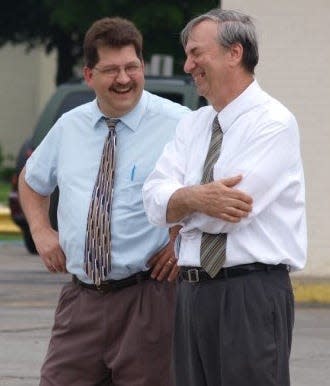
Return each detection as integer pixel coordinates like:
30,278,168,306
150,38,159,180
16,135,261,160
143,182,184,227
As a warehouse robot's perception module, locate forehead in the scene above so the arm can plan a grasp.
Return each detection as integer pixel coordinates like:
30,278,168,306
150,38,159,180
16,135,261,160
97,44,139,65
185,20,219,53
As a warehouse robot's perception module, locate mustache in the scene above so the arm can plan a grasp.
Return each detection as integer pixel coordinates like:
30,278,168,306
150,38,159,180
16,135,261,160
109,82,135,92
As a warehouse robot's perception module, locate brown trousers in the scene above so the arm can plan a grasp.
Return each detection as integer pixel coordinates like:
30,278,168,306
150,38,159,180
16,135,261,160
40,278,176,386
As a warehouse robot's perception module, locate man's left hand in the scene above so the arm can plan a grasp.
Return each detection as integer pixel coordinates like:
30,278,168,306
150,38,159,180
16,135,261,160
147,226,181,282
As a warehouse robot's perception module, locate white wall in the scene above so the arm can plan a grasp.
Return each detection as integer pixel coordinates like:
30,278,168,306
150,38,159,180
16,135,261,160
0,44,56,160
222,0,330,276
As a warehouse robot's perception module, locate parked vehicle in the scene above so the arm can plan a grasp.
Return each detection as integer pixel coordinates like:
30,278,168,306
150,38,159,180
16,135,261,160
9,76,206,253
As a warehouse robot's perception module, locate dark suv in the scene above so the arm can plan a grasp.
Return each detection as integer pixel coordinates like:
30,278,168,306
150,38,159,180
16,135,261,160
9,76,206,253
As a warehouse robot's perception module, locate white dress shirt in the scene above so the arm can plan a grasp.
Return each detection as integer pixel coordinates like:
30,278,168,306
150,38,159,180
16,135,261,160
143,81,307,271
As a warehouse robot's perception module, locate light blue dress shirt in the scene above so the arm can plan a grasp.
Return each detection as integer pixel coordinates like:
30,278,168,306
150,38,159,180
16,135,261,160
25,90,189,281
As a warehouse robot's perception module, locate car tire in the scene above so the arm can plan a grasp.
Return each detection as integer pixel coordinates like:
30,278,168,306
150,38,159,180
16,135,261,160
22,227,37,254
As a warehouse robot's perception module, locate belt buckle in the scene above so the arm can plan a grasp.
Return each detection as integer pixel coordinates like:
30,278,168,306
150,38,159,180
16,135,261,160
187,268,200,283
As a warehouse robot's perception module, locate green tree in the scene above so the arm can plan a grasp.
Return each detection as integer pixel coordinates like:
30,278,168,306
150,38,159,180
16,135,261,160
1,0,218,85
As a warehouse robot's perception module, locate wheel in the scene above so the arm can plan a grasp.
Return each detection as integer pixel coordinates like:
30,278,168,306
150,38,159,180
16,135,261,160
22,227,37,254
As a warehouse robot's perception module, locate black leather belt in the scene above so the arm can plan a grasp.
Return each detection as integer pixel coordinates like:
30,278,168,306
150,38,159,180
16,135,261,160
72,270,151,293
180,263,289,283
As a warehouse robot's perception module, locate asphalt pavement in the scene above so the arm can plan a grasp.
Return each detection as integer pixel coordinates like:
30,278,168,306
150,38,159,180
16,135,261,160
0,241,329,386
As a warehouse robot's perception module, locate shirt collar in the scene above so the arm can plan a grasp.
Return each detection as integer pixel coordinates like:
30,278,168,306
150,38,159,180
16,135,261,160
90,91,147,132
217,80,268,133
91,99,105,129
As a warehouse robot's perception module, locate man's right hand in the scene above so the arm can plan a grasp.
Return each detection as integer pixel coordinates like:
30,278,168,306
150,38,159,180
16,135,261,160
194,175,253,222
166,175,253,223
31,227,67,273
18,167,67,274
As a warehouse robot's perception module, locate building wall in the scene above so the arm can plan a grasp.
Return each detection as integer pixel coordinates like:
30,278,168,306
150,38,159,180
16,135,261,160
0,44,56,161
223,0,330,276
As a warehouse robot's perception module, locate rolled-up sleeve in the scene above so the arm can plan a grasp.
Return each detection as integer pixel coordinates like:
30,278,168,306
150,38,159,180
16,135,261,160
143,117,188,227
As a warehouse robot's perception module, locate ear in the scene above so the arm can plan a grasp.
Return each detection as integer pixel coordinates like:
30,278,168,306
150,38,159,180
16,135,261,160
83,66,94,88
228,43,244,67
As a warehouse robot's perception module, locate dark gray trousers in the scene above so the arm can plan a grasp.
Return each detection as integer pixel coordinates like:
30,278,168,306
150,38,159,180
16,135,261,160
174,269,294,386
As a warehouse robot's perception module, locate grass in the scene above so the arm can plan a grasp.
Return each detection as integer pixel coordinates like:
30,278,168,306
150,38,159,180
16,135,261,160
0,180,21,241
0,180,11,205
0,233,22,241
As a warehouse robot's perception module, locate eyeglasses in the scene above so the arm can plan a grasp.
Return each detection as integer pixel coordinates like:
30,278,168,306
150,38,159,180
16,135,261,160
93,63,142,78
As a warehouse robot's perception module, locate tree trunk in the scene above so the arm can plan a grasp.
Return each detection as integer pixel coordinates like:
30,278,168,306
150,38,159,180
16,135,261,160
55,33,78,85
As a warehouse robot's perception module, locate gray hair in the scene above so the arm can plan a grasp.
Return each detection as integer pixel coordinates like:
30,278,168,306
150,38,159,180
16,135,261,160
181,9,259,74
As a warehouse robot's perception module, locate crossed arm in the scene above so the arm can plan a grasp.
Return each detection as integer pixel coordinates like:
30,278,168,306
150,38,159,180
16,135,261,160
166,175,252,224
147,177,253,282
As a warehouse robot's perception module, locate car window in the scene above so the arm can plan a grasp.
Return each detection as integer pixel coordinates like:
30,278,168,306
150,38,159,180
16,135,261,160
53,91,95,122
32,89,95,147
152,92,183,104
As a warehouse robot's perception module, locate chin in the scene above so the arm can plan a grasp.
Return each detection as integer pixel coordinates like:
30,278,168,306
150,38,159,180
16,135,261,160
115,100,139,116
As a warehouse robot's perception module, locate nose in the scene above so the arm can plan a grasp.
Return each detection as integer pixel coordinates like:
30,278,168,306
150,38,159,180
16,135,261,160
116,68,130,83
183,55,195,74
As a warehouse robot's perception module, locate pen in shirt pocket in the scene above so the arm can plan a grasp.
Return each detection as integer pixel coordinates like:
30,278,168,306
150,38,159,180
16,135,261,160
130,165,136,181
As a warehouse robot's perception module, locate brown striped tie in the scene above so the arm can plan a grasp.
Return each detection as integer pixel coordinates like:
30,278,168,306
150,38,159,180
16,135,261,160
84,117,119,284
200,115,227,278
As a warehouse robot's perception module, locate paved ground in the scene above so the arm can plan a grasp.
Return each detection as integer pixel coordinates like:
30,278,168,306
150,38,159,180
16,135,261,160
0,242,68,386
0,241,329,385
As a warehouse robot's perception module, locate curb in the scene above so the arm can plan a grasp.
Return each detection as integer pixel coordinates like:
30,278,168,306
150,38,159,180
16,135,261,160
0,206,329,304
0,207,22,234
292,278,330,305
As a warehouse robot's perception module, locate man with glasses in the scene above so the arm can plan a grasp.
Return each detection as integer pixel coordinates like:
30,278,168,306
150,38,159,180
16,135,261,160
18,17,189,386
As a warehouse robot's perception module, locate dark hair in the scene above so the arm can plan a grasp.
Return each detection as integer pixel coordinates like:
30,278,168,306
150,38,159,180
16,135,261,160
83,17,143,68
181,9,259,74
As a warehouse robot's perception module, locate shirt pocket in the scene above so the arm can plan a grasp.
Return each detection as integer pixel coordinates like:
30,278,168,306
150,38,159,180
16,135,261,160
115,179,144,205
114,165,147,205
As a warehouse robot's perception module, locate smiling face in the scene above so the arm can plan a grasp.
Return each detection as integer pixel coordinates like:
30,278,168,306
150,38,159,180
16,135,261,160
84,44,144,117
183,20,233,109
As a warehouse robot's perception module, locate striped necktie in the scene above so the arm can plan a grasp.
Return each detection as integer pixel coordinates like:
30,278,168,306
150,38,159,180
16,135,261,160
200,115,227,278
84,117,119,285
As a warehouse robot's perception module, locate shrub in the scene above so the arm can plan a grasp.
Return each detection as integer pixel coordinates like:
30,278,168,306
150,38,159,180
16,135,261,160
0,144,15,182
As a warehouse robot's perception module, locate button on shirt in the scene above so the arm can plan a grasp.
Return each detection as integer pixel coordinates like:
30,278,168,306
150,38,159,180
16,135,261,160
143,81,307,271
25,90,189,281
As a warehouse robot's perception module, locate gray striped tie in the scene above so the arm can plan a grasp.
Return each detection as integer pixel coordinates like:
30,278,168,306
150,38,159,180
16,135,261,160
84,117,119,285
200,115,227,278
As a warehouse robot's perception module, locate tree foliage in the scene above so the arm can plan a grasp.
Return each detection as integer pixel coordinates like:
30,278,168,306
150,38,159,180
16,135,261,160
1,0,219,85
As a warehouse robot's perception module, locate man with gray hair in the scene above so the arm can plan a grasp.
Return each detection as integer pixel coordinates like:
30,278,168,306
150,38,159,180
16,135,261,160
143,8,306,386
